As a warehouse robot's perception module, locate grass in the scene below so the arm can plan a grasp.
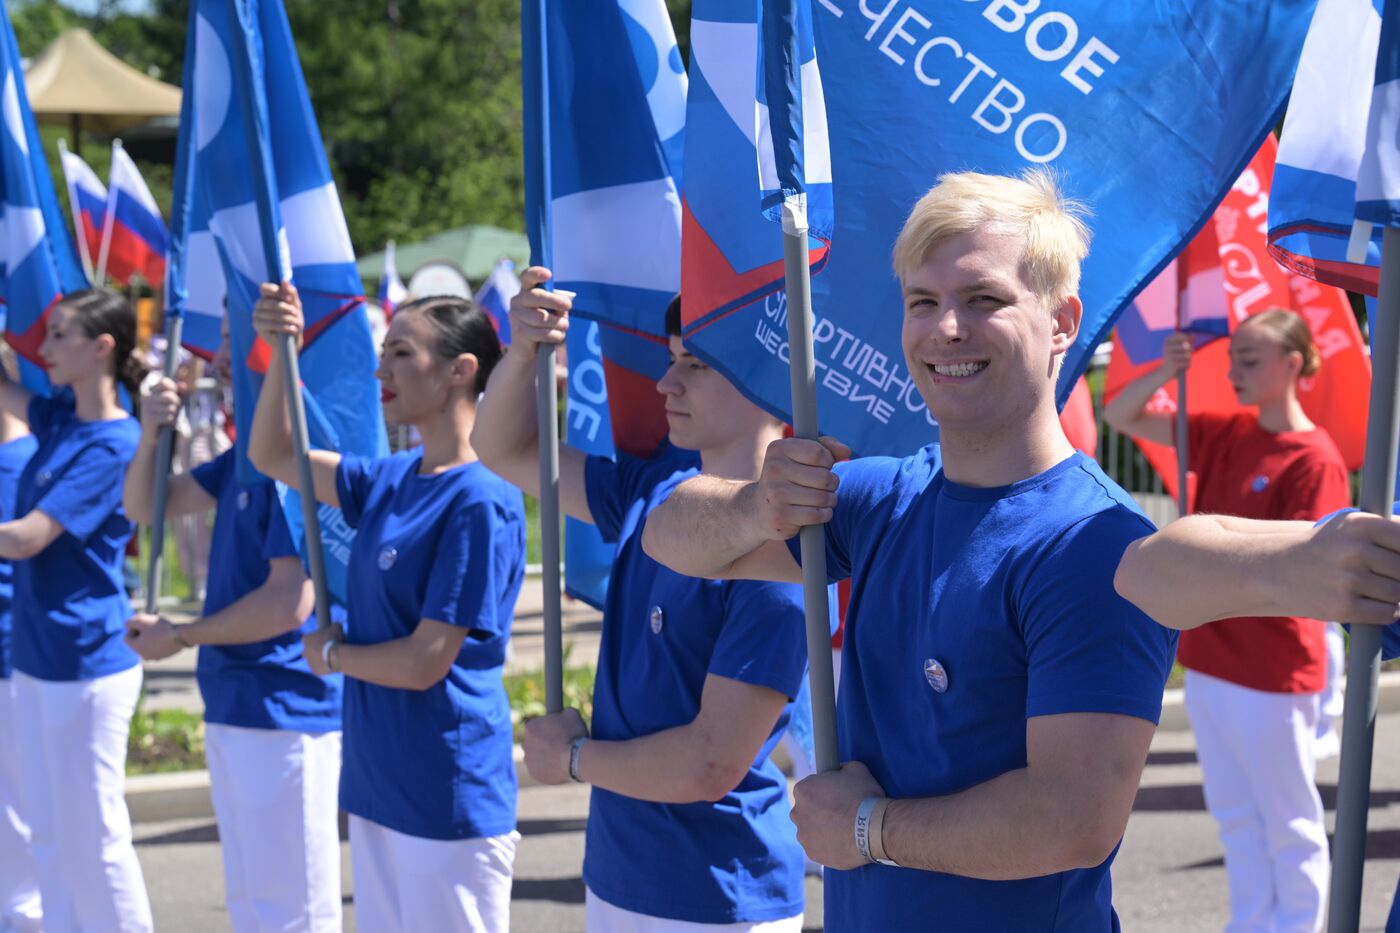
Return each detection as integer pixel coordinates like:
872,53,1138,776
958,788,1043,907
523,493,565,567
504,663,596,742
127,707,205,775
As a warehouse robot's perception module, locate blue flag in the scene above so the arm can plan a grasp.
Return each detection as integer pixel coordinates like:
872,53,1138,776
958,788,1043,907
523,0,679,608
173,0,387,605
682,0,1317,458
1270,0,1390,296
0,5,87,394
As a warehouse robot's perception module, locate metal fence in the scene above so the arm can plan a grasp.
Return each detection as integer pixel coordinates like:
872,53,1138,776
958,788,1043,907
1083,350,1181,530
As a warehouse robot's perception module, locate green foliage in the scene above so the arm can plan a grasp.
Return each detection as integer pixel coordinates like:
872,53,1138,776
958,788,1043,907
504,659,595,743
127,705,205,775
11,0,695,270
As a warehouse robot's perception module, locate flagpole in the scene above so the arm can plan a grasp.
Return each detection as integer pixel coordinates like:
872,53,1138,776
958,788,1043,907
780,197,840,773
95,138,122,287
522,0,564,713
225,0,333,632
1175,371,1189,517
143,312,184,614
1328,225,1400,932
56,137,95,284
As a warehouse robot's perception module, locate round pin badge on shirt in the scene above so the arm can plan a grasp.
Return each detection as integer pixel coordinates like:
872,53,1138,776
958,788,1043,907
1251,475,1270,493
923,658,949,694
37,470,52,487
649,606,664,634
377,546,398,571
236,490,251,510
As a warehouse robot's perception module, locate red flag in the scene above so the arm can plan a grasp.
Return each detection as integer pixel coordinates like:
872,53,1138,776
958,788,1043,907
1106,137,1370,502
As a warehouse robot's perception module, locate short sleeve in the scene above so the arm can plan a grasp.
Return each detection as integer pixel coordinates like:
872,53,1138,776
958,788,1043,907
707,580,810,699
259,484,299,562
1020,509,1177,724
786,456,906,583
421,497,511,638
34,443,130,542
190,450,231,499
584,453,669,544
334,454,375,528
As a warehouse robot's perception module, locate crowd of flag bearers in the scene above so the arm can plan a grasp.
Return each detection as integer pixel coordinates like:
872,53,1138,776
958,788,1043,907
5,0,1400,931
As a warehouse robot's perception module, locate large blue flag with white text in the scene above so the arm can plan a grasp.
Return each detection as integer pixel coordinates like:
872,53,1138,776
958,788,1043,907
682,0,1318,458
524,0,678,608
174,0,387,605
0,5,87,394
1270,0,1390,296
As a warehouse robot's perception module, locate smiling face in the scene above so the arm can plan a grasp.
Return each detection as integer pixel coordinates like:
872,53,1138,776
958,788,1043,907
375,309,474,426
656,335,775,453
1228,318,1302,407
900,224,1080,436
39,303,114,388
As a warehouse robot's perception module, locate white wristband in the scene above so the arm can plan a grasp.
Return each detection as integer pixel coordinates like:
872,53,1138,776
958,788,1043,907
568,736,588,783
320,638,337,672
854,796,880,863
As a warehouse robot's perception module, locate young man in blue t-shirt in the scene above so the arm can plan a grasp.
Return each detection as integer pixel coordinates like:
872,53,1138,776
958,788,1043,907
642,170,1179,931
123,322,343,933
474,285,815,929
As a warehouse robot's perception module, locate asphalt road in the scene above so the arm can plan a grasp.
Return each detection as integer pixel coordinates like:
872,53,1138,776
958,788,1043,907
129,711,1400,932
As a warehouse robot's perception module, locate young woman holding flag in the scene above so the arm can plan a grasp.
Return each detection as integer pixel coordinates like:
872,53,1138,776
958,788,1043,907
1105,309,1350,932
249,282,526,933
122,314,343,933
0,288,152,932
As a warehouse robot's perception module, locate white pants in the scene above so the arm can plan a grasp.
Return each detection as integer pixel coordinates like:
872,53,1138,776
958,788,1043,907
1317,624,1345,740
0,677,41,931
1185,670,1329,933
348,814,516,933
13,666,152,933
585,889,803,932
205,723,344,932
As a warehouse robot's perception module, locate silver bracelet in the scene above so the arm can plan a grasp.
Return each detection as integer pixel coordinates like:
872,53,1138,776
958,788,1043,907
854,796,880,863
568,736,588,783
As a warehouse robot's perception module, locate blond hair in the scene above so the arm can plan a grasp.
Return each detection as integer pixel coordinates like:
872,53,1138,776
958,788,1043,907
1239,308,1321,377
892,169,1092,307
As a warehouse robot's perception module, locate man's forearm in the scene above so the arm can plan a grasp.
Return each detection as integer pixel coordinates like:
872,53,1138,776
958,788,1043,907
578,723,744,804
1115,515,1314,630
183,578,314,647
881,768,1119,880
642,475,770,578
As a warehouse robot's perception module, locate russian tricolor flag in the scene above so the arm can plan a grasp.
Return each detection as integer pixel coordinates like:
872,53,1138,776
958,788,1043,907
98,142,168,287
474,257,519,343
57,145,106,279
377,239,406,319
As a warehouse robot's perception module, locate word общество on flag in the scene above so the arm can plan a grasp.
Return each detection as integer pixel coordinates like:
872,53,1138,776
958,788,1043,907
682,0,1320,459
173,0,387,607
0,3,87,395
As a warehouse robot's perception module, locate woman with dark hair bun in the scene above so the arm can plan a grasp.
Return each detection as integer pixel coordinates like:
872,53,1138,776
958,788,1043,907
0,287,152,931
249,282,524,933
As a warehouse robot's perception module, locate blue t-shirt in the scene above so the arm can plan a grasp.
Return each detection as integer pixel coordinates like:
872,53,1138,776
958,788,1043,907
335,452,525,841
0,434,38,679
190,449,342,733
582,449,811,925
789,448,1178,932
13,395,140,682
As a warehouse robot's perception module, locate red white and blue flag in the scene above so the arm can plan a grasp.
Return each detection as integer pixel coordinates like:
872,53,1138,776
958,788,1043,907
678,0,1319,458
523,0,678,607
171,0,387,604
57,146,106,278
474,257,520,344
99,143,168,287
1269,0,1390,295
0,5,87,395
377,239,406,319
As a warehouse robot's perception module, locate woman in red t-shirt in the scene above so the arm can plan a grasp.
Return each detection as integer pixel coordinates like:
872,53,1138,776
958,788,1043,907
1105,308,1350,933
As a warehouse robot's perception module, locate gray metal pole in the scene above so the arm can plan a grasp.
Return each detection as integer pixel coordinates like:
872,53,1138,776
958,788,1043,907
537,346,564,713
1328,225,1400,933
143,314,184,614
780,199,841,773
278,335,334,630
1176,371,1189,517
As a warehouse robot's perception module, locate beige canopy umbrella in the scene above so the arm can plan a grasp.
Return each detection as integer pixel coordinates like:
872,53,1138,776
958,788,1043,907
23,29,181,154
